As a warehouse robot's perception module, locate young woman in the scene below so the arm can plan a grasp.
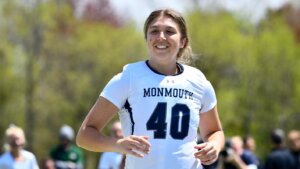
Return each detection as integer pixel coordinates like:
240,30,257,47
76,8,225,169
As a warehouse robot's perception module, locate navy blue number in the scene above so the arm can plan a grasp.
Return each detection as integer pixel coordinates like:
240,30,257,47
170,104,190,139
146,103,190,140
146,102,167,139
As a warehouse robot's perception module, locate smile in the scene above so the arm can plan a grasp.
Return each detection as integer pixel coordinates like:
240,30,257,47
155,45,168,49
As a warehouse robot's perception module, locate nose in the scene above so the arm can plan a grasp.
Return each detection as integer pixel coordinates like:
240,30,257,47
158,31,166,40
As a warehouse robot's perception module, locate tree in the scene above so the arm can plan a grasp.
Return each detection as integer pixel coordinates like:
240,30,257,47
187,9,300,157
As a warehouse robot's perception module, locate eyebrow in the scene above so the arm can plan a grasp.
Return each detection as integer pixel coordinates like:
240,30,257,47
148,25,176,30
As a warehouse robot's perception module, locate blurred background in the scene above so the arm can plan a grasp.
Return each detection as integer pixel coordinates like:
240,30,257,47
1,0,300,168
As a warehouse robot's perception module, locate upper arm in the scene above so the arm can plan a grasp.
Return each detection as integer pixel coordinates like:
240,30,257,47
80,96,119,132
82,65,130,131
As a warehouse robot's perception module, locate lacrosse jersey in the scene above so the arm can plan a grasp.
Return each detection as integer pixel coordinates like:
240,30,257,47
100,61,217,169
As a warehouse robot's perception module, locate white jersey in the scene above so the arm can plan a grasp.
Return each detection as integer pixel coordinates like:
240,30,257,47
0,150,39,169
98,152,123,169
100,61,217,169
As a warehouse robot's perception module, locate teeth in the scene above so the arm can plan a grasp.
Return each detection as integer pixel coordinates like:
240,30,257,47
156,45,167,49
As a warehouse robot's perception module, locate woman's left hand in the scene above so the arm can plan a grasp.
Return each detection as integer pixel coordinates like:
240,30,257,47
194,141,219,165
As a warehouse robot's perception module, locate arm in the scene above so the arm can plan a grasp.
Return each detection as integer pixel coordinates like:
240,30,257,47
194,106,225,165
76,97,150,157
76,96,119,152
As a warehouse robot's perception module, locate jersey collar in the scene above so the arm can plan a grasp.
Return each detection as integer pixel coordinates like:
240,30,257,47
145,60,184,76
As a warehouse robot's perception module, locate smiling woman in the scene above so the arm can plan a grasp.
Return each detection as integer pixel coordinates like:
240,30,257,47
76,8,225,169
144,9,193,69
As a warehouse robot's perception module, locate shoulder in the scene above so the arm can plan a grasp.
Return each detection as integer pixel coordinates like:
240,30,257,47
0,152,11,163
242,150,255,157
268,149,287,159
182,64,207,81
242,150,259,164
112,61,146,79
182,64,214,90
21,150,37,160
49,145,59,154
70,145,83,154
122,61,146,72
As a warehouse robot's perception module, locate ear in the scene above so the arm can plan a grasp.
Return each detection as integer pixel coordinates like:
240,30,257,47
180,37,187,48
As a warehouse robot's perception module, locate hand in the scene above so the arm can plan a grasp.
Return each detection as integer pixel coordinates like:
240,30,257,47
116,135,151,158
194,142,219,165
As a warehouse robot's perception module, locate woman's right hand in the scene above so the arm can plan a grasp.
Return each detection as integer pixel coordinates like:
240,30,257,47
116,135,151,158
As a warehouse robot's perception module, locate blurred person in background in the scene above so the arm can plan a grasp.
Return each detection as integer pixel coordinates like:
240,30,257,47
0,124,39,169
242,136,260,168
217,136,258,169
243,136,256,152
49,125,83,169
288,130,300,169
98,121,124,169
263,128,296,169
40,158,55,169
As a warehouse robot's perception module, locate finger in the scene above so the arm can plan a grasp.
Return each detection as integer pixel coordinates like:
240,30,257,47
127,137,151,154
201,160,214,166
196,152,218,165
195,151,217,161
195,145,213,155
194,148,217,161
132,136,151,147
124,148,145,158
142,136,149,140
130,136,151,153
194,142,207,151
128,143,150,154
200,146,215,156
201,155,218,165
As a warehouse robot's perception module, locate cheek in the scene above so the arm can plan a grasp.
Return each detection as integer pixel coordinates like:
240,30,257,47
146,38,155,49
146,36,155,43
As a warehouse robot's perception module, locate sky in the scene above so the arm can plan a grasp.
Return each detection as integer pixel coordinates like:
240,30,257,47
107,0,298,27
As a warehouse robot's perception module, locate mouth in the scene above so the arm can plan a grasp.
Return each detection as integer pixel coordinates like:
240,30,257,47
155,44,168,49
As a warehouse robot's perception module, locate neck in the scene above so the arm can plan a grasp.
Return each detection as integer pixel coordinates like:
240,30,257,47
148,59,178,75
10,149,22,159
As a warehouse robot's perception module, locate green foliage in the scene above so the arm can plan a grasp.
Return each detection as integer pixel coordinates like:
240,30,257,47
187,10,300,157
0,1,146,167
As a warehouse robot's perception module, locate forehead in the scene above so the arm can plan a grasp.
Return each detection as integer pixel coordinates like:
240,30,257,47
7,132,23,139
148,16,179,29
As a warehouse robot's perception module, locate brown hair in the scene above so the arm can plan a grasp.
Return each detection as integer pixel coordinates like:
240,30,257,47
143,9,195,65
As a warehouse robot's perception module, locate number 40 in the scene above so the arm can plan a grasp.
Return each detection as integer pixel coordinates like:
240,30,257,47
146,102,190,140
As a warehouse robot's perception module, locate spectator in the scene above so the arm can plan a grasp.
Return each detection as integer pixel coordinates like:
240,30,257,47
217,136,258,169
243,136,256,152
288,130,300,169
0,125,39,169
98,121,124,169
242,136,260,168
50,125,84,169
40,158,55,169
264,128,296,169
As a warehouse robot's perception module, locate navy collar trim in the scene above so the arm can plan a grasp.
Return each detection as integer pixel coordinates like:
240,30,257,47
145,60,184,76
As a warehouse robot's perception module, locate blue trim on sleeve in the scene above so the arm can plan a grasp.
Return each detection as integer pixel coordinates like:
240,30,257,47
124,100,135,135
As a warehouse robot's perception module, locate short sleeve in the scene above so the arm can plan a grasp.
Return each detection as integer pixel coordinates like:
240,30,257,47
32,155,40,169
199,81,217,113
100,65,130,109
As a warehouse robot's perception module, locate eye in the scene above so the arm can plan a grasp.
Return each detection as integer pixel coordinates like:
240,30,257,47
165,29,176,35
149,29,159,34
